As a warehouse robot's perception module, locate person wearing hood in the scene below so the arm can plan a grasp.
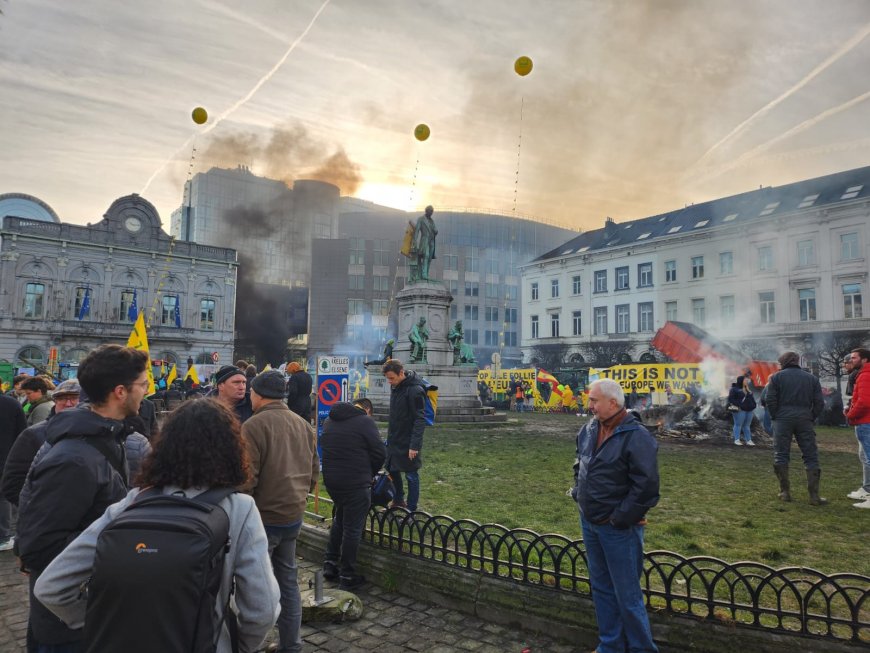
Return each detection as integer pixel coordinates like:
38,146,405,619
382,359,427,512
320,398,386,589
765,351,826,505
727,375,757,446
285,362,313,423
16,345,149,651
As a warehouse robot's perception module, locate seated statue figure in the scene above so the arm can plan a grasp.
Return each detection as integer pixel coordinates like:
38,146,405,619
447,320,477,365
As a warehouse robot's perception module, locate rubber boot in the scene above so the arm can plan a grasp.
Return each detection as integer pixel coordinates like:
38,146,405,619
806,468,828,506
773,464,791,502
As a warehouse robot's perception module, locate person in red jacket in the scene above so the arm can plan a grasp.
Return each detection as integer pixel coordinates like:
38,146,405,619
845,348,870,509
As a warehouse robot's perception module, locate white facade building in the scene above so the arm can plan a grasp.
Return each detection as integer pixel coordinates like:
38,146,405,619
520,166,870,367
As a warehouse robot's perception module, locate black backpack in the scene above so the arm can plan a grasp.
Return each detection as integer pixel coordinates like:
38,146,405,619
83,487,236,653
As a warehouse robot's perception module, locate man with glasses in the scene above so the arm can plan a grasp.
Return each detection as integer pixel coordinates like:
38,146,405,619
17,345,148,652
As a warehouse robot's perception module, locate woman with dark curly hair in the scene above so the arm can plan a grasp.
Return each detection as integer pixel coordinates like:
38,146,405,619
34,399,280,653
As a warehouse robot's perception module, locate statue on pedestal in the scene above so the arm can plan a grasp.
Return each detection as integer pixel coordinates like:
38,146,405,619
364,338,394,366
401,205,437,283
409,316,429,362
447,320,477,365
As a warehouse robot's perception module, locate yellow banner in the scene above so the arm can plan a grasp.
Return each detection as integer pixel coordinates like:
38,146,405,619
589,364,703,393
126,312,156,394
477,368,536,394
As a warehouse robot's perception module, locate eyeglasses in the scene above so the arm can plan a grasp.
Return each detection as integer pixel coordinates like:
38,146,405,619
54,396,79,404
128,379,150,390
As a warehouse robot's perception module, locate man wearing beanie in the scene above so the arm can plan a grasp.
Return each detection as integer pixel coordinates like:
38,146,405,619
211,365,253,423
242,371,319,653
766,351,826,505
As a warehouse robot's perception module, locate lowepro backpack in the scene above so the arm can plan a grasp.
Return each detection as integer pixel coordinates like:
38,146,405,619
83,487,236,653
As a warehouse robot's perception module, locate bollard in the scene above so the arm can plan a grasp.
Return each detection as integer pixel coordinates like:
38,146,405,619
314,570,324,603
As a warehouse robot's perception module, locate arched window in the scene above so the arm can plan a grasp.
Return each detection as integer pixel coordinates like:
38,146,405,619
158,351,178,366
618,353,632,364
639,352,656,363
16,346,46,369
569,353,585,364
195,352,213,365
63,348,89,363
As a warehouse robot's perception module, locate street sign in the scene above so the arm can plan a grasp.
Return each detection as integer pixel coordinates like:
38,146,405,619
318,356,349,375
211,351,220,363
316,355,350,460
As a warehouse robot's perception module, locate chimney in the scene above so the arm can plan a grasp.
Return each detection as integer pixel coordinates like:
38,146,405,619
604,216,617,237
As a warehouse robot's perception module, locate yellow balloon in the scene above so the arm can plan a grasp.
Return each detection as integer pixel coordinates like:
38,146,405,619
414,123,430,141
514,56,533,77
191,107,208,125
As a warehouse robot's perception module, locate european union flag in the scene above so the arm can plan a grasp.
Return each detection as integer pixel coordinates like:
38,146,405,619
77,287,90,321
174,296,182,328
128,289,138,322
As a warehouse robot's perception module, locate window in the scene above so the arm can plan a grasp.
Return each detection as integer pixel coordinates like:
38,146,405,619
616,304,630,333
551,278,560,298
667,226,682,234
759,202,780,216
450,304,457,319
347,299,365,315
638,302,654,332
504,331,517,347
373,299,389,316
485,259,500,275
694,220,709,228
638,263,653,287
447,279,459,296
572,310,582,336
797,240,815,266
841,184,863,200
530,282,539,300
665,301,677,322
797,194,819,208
798,289,816,321
758,245,773,271
485,306,499,322
843,284,863,319
691,256,704,279
443,253,459,270
759,292,775,323
465,329,479,345
119,290,135,323
720,295,735,326
550,313,560,338
349,275,366,290
572,275,582,295
719,251,733,275
485,283,500,299
465,247,479,272
485,330,500,346
464,305,479,321
349,238,365,265
373,239,391,266
161,295,179,326
594,307,608,335
504,308,517,323
464,282,479,297
593,270,608,293
373,275,390,292
506,285,518,300
73,287,90,319
200,298,216,330
616,266,629,290
692,298,706,326
665,260,676,283
23,283,45,319
841,233,859,260
530,315,539,339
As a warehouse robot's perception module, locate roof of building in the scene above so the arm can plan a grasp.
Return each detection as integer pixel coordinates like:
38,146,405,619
533,166,870,262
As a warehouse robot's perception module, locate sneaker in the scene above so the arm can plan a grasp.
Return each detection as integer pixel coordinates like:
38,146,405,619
322,560,339,581
389,499,408,509
853,498,870,509
0,537,14,552
733,440,743,446
745,440,755,447
847,488,870,500
339,574,367,590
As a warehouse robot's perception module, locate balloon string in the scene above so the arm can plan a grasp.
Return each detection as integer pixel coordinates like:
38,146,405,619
513,96,524,214
408,155,420,209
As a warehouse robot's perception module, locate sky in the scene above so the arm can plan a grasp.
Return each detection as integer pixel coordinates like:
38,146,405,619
2,0,870,232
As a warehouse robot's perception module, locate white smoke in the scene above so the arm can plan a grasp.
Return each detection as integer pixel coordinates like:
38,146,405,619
699,357,730,398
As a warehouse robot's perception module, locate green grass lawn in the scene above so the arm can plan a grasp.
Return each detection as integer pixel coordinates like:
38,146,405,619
315,413,868,577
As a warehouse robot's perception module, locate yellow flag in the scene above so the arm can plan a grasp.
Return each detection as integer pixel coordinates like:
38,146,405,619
184,364,200,385
160,362,167,377
126,312,156,394
262,363,272,372
166,364,178,386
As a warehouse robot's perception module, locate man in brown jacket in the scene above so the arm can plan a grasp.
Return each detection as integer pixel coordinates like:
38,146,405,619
242,370,319,653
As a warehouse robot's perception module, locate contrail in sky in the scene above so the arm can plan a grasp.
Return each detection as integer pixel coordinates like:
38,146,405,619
141,0,332,195
693,21,870,170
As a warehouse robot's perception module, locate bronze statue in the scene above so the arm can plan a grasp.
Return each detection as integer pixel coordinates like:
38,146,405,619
409,316,429,362
402,205,437,283
447,320,476,365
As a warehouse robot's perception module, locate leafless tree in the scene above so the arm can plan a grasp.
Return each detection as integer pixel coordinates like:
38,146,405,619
580,340,634,367
529,343,572,372
806,331,867,394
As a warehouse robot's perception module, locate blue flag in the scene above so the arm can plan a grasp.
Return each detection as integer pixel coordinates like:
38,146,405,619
77,287,91,321
174,296,182,328
128,289,138,322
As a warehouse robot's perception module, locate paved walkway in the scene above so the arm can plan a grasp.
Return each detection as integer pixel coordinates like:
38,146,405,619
0,550,584,653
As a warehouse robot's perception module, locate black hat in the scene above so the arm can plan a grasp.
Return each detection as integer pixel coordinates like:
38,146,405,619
215,365,244,385
251,371,286,399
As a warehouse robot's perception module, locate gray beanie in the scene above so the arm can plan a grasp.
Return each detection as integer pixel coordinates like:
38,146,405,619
251,371,286,399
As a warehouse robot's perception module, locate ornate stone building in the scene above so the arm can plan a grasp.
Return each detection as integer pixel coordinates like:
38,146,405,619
0,194,238,375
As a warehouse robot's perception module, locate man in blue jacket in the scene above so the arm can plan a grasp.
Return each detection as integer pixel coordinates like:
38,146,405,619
573,379,660,653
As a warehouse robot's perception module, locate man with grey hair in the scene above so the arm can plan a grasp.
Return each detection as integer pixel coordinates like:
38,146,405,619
765,351,826,505
572,379,660,653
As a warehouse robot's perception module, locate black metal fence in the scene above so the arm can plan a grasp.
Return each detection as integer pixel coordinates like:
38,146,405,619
364,507,870,644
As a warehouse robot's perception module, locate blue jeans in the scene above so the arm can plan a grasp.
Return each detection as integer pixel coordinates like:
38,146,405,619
772,417,820,469
265,521,303,653
389,469,420,511
325,486,371,576
856,424,870,492
732,410,753,443
581,516,658,653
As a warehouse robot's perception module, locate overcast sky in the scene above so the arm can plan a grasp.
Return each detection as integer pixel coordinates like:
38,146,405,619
2,0,869,231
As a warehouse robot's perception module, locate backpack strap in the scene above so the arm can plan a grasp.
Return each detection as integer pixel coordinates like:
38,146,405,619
82,436,128,486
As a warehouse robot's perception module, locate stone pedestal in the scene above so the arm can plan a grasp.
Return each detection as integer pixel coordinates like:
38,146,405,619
392,281,453,365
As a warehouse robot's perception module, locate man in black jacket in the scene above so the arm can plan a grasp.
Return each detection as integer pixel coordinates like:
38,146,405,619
382,359,427,511
320,398,386,589
17,344,148,651
0,394,26,551
285,362,313,423
765,351,826,505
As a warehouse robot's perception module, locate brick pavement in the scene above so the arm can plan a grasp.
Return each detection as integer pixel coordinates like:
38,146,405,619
1,550,585,653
